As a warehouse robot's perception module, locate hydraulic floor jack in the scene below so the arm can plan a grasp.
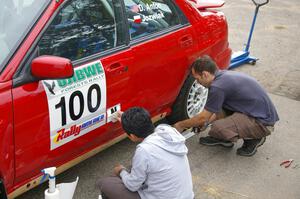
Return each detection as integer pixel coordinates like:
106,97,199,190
229,0,269,69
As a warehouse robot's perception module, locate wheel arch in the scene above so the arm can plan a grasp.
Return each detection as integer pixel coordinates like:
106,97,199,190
167,73,196,124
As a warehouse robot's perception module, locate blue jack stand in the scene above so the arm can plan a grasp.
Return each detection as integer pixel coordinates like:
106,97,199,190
229,0,269,70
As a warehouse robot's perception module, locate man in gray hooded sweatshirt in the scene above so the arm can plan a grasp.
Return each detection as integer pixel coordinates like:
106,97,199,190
97,107,194,199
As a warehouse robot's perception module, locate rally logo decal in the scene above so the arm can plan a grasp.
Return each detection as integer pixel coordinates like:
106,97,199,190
43,61,107,150
53,114,105,143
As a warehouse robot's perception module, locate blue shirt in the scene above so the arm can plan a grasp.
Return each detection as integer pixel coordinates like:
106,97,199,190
205,70,279,125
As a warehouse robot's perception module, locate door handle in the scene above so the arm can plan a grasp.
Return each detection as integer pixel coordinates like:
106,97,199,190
107,62,128,75
179,35,193,48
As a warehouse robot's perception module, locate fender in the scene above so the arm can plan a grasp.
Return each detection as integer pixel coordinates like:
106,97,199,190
189,0,225,10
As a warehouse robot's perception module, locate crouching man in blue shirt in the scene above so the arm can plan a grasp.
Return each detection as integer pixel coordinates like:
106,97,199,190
97,107,194,199
174,55,279,156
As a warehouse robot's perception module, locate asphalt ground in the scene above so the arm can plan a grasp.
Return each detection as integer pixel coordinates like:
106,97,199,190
17,0,300,198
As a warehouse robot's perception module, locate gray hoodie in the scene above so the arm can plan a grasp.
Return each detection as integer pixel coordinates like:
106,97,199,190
120,124,194,199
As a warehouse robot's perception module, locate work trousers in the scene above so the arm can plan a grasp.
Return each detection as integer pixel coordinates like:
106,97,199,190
209,112,273,142
97,176,141,199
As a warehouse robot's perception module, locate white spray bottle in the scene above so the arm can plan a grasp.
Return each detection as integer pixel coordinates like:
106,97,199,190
42,167,60,199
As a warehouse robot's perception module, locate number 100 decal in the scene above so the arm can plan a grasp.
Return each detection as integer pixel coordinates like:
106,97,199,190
43,61,107,150
55,84,101,126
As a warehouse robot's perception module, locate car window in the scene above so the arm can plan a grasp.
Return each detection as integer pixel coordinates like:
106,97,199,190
124,0,181,40
38,0,122,61
0,0,49,73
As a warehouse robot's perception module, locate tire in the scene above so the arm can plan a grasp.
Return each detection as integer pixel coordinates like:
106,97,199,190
167,74,208,124
0,179,7,199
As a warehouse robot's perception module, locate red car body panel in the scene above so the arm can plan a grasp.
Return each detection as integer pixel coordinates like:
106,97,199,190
126,28,196,111
0,0,231,197
12,49,134,186
0,81,14,191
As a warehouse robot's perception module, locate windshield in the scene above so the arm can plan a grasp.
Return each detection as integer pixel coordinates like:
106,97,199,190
0,0,49,73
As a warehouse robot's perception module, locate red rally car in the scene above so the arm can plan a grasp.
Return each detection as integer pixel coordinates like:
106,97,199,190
0,0,231,198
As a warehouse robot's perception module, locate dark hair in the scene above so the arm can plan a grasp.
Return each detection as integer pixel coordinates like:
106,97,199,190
121,107,155,138
192,55,217,75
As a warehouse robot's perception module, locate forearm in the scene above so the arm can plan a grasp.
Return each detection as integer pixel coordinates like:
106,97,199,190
174,109,214,132
176,114,207,130
119,147,148,192
120,169,143,192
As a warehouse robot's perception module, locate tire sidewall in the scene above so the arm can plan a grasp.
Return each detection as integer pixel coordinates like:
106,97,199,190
168,75,208,123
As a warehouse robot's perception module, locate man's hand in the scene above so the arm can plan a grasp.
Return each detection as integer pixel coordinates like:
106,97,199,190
173,109,214,133
115,111,123,122
113,164,126,176
173,122,185,133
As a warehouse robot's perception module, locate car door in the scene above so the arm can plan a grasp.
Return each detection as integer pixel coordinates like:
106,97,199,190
12,0,133,184
122,0,198,113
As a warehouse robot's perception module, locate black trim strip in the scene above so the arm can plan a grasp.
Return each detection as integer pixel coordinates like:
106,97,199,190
119,0,131,45
72,44,130,66
167,0,189,25
177,6,189,24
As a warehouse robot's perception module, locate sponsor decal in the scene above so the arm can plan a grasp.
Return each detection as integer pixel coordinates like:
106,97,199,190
81,114,105,130
46,62,105,95
57,62,104,89
43,61,107,150
44,81,56,95
54,125,81,143
53,114,105,144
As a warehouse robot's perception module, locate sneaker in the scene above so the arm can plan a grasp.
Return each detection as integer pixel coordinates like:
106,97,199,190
199,136,234,148
236,137,266,157
100,193,109,199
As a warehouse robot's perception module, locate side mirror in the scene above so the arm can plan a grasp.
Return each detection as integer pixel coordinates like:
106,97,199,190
31,55,73,79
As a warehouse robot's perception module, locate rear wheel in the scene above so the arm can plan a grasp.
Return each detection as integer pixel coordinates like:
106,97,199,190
168,75,208,124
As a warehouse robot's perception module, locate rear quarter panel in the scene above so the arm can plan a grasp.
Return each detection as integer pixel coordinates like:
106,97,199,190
176,0,231,68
